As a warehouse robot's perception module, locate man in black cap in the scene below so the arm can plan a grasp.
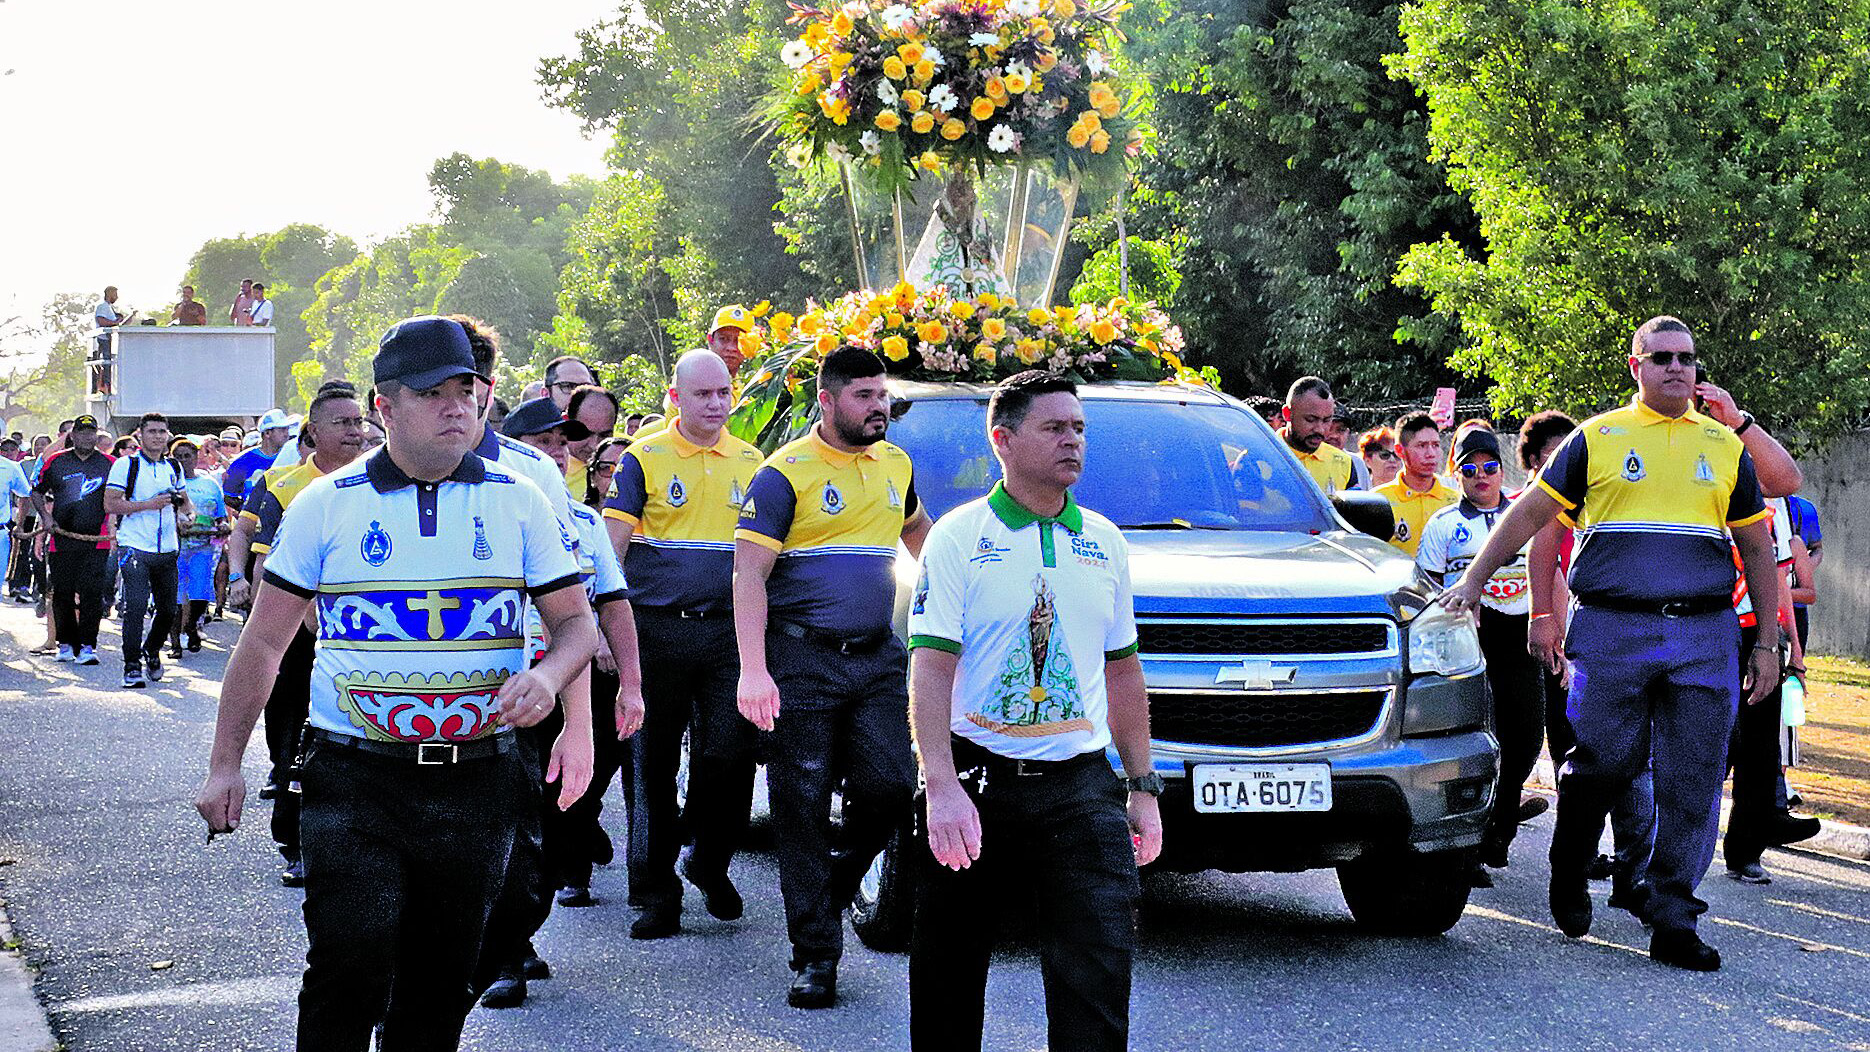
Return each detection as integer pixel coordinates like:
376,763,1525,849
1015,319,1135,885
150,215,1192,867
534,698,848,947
195,315,598,1051
32,415,115,665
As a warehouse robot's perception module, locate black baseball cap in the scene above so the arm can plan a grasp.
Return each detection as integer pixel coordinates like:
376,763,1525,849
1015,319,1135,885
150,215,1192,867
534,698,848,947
373,316,487,391
72,415,99,432
502,397,591,441
1451,425,1501,464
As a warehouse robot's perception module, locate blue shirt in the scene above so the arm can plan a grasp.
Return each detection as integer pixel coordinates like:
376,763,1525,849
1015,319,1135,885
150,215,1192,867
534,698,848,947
223,447,278,512
181,475,226,551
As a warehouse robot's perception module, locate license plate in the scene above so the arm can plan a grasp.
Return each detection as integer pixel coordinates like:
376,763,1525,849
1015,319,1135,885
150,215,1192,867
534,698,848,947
1191,763,1332,813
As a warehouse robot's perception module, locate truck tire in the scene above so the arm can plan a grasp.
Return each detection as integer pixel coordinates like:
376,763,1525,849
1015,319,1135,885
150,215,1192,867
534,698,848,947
1337,848,1472,936
851,820,918,952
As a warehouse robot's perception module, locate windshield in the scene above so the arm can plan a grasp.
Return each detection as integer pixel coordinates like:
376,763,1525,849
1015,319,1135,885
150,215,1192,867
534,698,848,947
886,392,1334,532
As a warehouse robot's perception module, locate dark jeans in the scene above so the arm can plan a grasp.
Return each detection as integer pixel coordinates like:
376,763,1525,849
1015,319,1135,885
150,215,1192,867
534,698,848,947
297,741,525,1052
268,628,317,862
546,665,633,892
117,548,177,671
50,547,110,649
910,740,1140,1052
1478,609,1544,857
768,630,917,968
1725,625,1785,867
628,612,754,908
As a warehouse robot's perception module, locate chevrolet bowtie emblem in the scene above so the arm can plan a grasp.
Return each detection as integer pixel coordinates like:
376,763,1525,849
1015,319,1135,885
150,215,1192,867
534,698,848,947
1216,660,1297,690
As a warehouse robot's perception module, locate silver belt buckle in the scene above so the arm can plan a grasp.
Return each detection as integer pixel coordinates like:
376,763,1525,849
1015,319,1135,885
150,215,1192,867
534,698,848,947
417,742,459,766
1013,759,1042,777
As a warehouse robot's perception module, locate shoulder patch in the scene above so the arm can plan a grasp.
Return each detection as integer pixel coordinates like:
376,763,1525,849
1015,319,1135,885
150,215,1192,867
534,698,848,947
335,475,372,489
485,471,516,484
497,436,543,460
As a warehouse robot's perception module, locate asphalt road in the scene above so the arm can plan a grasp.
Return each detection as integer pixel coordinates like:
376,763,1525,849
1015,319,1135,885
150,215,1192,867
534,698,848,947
3,603,1870,1052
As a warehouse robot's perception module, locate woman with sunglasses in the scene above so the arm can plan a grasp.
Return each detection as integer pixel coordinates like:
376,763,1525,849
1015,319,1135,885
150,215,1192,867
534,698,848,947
1415,424,1544,891
1358,427,1401,487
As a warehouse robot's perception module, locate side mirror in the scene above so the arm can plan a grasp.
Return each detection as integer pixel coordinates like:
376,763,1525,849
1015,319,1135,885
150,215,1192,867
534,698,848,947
1331,491,1394,541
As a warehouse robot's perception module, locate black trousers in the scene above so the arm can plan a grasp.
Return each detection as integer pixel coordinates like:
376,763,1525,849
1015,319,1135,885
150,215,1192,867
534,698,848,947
475,720,554,989
48,546,110,649
9,518,45,594
1478,609,1544,856
768,630,917,968
545,664,633,892
268,628,318,862
910,740,1140,1052
296,741,525,1052
1725,625,1785,866
628,611,755,908
117,548,177,671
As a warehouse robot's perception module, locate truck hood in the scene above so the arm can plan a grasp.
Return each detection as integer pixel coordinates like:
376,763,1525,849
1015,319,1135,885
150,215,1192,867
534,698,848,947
1124,529,1420,617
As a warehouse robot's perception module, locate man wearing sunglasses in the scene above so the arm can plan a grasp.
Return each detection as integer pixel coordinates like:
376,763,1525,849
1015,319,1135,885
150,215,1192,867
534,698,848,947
1444,315,1781,973
1416,425,1541,889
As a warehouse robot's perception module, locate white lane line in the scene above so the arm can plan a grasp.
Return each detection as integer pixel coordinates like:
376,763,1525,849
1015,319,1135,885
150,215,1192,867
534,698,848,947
1705,917,1870,960
1461,904,1650,957
1768,899,1870,928
1776,993,1870,1026
55,975,298,1015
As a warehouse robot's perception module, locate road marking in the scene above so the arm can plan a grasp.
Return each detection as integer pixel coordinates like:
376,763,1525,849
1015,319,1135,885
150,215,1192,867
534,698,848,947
1769,899,1870,928
1705,917,1870,960
1462,904,1649,957
1776,993,1870,1026
55,975,298,1015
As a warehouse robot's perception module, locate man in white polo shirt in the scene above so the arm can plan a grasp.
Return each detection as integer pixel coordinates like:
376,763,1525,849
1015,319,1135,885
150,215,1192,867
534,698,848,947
907,371,1162,1052
195,315,598,1051
104,412,185,688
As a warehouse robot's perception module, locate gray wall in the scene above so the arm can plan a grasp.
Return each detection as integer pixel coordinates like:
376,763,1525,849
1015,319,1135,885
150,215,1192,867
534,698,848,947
1798,430,1869,660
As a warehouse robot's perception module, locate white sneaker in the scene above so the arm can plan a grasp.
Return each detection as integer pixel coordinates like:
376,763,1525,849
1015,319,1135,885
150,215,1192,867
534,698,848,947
55,644,74,662
76,646,99,666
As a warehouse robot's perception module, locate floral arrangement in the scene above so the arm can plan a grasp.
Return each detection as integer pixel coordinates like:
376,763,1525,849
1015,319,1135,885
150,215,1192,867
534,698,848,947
728,281,1192,447
775,0,1143,190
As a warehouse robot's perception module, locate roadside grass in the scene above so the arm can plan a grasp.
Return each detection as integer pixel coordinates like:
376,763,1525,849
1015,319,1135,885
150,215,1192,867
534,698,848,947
1794,655,1870,827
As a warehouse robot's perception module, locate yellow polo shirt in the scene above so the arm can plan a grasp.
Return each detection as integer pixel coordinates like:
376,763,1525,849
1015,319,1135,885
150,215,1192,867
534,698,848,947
1373,475,1460,556
1286,436,1359,494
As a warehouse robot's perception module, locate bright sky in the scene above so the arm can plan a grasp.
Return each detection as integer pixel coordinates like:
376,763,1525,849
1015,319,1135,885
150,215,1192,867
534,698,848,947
0,0,617,344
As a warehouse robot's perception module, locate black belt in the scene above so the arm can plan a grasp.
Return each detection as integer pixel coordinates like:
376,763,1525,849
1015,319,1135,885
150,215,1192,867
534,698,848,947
773,620,892,654
636,604,731,620
307,727,515,766
952,735,1107,779
1578,594,1732,618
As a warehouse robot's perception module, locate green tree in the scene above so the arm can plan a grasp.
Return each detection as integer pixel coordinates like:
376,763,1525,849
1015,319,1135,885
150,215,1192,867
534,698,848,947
0,293,93,432
1392,0,1870,437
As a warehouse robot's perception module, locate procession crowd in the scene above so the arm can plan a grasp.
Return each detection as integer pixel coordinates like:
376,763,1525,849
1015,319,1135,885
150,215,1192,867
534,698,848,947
1,298,1831,1050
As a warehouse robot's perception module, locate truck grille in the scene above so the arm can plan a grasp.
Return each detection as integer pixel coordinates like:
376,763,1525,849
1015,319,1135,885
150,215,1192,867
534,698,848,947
1150,690,1388,749
1137,620,1389,656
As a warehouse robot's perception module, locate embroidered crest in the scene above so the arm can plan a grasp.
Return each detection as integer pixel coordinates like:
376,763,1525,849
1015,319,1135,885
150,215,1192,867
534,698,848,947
1395,520,1411,543
740,495,758,520
1452,523,1471,547
471,516,493,561
727,478,744,509
668,473,688,508
1693,454,1715,485
360,521,392,567
1621,449,1647,483
887,479,902,509
821,481,846,515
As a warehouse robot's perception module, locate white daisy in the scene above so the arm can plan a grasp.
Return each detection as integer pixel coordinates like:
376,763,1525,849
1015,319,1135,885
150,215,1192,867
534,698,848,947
1085,50,1109,75
1008,0,1042,17
880,4,915,30
1005,60,1032,80
876,78,899,105
925,46,945,69
827,141,854,164
969,31,1000,47
781,40,815,69
859,130,882,156
987,124,1019,153
927,84,959,113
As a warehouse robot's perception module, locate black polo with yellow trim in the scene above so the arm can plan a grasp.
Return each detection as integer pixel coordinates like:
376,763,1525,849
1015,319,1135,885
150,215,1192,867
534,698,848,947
907,482,1138,761
736,429,917,636
1537,398,1768,604
248,459,328,556
603,417,762,612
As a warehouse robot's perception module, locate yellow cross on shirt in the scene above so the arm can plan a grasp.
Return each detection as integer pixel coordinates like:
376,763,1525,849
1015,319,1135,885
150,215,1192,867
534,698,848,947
407,591,460,640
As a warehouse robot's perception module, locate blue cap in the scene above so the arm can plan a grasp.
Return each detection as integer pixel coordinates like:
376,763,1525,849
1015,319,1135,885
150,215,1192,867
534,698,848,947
373,316,486,391
502,397,591,441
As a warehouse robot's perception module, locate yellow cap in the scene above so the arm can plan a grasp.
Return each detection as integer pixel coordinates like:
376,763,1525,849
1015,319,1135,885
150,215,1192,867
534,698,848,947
710,304,752,334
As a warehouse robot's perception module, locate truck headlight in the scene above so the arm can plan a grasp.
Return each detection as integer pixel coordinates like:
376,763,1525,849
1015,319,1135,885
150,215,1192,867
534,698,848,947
1406,604,1483,677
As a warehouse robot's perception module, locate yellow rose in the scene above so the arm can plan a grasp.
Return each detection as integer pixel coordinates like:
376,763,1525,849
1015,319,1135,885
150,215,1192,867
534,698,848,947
970,96,996,121
985,76,1008,102
882,56,908,80
977,292,1000,312
814,332,840,355
917,150,942,172
914,59,936,83
797,312,825,335
972,342,997,365
770,311,796,340
1036,50,1058,71
1036,21,1055,44
917,320,950,344
901,89,926,111
881,335,911,361
1067,123,1091,148
898,42,925,66
885,311,905,329
1004,73,1030,94
1027,308,1051,326
875,110,903,131
1054,0,1077,15
982,317,1007,340
911,111,936,134
941,117,967,140
1096,95,1121,119
1089,319,1117,344
1078,111,1102,132
1090,129,1111,153
1016,339,1046,364
739,329,766,357
948,300,976,320
830,10,854,36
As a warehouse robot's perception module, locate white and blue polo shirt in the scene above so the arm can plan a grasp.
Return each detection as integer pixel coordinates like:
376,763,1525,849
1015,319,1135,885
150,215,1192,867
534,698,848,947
262,449,582,743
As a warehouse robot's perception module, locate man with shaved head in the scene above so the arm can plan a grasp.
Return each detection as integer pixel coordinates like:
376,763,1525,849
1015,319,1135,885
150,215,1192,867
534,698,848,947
604,349,765,938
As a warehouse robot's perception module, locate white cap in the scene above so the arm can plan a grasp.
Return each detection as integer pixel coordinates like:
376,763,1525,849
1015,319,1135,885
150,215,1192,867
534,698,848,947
258,408,291,432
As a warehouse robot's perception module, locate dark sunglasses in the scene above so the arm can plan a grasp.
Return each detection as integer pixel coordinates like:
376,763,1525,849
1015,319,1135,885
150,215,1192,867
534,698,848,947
1644,349,1697,368
1458,460,1502,479
1367,449,1399,461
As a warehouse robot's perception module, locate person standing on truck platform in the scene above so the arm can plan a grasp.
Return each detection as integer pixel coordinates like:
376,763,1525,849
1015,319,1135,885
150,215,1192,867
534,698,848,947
105,412,185,690
733,346,932,1009
1280,377,1358,493
1446,315,1780,972
194,315,597,1052
171,286,208,326
1415,425,1542,888
1374,412,1457,556
246,283,275,327
230,279,255,325
907,371,1162,1052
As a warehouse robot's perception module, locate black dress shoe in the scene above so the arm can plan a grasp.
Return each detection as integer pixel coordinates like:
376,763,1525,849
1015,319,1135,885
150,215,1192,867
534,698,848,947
630,903,681,940
280,860,306,888
1607,879,1651,923
1517,796,1550,823
1584,854,1615,881
682,857,745,921
1762,814,1822,847
1468,862,1495,888
556,884,596,908
521,945,550,979
787,961,837,1009
480,972,527,1008
1726,861,1771,885
1651,929,1721,971
1550,876,1592,938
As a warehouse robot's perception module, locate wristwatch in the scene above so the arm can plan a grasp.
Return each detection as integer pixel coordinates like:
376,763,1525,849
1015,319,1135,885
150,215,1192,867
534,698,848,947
1125,773,1166,797
1734,411,1755,437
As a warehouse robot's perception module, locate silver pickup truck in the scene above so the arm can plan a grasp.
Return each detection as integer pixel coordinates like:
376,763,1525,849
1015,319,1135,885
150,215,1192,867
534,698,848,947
850,380,1499,947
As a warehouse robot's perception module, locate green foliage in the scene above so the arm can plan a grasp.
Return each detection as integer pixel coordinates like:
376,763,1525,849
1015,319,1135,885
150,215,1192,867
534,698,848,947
1392,0,1870,438
0,293,94,431
1123,0,1476,400
1069,236,1181,306
180,225,357,402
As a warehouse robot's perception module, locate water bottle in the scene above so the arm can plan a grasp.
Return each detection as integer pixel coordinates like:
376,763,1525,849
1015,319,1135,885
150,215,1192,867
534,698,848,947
1781,673,1807,728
